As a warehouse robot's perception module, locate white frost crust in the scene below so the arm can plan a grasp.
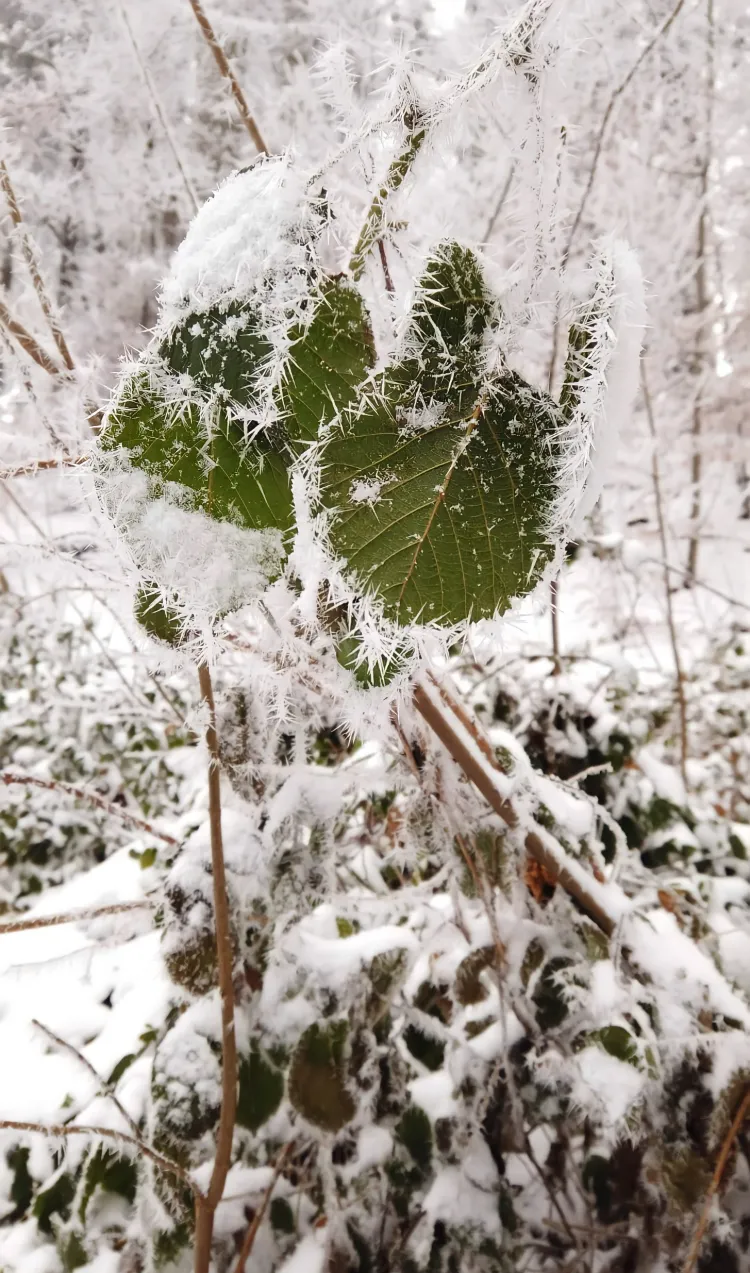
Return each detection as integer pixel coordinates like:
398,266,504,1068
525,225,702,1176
98,457,284,638
551,238,646,539
161,154,317,327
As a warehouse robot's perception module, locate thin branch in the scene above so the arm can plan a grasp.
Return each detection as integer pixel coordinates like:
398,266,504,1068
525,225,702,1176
0,1119,200,1197
186,0,268,155
0,901,154,937
412,678,620,937
1,455,88,481
566,0,689,256
194,661,238,1273
32,1019,142,1140
682,1086,750,1273
0,297,61,376
0,160,75,370
481,163,516,244
1,771,179,846
641,365,689,790
640,557,750,615
686,0,715,583
118,2,201,215
233,1142,294,1273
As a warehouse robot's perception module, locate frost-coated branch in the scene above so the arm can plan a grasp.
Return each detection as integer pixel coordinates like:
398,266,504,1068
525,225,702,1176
0,1120,200,1197
0,161,75,372
0,455,88,481
348,0,556,280
1,771,180,846
0,298,61,376
32,1019,142,1141
412,678,624,936
0,901,154,936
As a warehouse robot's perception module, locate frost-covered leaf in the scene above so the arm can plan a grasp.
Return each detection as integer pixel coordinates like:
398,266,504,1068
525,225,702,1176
319,242,560,626
279,275,375,447
102,370,295,537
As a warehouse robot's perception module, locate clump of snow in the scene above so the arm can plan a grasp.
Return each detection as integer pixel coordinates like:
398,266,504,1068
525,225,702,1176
349,477,385,506
161,154,321,337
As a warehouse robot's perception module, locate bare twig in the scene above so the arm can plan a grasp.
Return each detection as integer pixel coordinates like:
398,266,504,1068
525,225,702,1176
32,1019,142,1139
1,771,179,846
0,1119,200,1196
641,365,689,790
233,1142,294,1273
194,662,238,1273
412,677,620,937
1,455,88,481
566,0,689,255
682,1086,750,1273
0,160,75,370
0,901,154,937
0,298,61,376
186,0,268,155
686,0,715,583
118,2,200,215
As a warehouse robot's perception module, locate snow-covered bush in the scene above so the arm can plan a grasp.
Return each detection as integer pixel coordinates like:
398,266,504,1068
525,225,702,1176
2,4,750,1273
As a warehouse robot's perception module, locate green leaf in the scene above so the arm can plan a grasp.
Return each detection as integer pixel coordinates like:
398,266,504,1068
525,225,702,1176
319,243,560,627
103,369,294,537
78,1146,137,1224
288,1020,356,1133
236,1045,285,1133
279,276,375,448
395,1105,433,1173
134,583,184,647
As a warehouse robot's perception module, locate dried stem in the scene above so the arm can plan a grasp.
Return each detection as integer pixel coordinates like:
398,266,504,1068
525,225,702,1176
641,366,689,790
1,455,88,481
1,770,179,846
0,160,75,370
0,901,153,937
412,677,619,937
233,1142,294,1273
187,0,268,155
0,297,61,376
194,661,238,1273
32,1019,142,1140
0,1119,200,1197
682,1086,750,1273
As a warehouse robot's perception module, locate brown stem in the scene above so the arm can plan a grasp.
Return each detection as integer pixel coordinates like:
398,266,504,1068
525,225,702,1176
1,771,179,846
0,160,75,371
0,298,61,376
412,679,618,937
0,1119,200,1196
0,901,153,937
641,366,689,791
194,662,238,1273
233,1142,294,1273
1,455,88,480
682,1086,750,1273
187,0,268,155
